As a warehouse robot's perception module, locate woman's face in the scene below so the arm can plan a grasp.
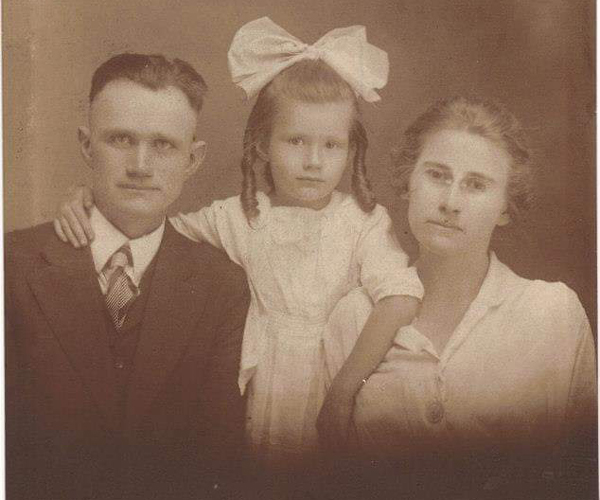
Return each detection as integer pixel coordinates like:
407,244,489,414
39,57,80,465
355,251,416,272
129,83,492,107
407,129,511,258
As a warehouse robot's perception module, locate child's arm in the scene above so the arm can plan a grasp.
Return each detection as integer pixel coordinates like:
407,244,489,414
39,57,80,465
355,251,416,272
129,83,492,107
53,187,248,267
318,205,423,450
317,294,419,449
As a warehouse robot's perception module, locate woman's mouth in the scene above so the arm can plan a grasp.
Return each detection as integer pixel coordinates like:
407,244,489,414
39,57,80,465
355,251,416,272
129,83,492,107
427,220,462,231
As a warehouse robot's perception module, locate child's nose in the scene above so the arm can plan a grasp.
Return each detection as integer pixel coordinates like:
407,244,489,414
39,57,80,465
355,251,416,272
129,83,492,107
304,144,322,170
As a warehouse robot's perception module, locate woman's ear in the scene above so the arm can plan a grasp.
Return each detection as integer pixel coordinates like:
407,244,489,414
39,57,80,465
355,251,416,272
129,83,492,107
78,127,93,167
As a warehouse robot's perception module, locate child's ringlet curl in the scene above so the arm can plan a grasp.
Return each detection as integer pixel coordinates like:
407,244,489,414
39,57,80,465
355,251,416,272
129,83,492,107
241,59,376,223
393,96,536,223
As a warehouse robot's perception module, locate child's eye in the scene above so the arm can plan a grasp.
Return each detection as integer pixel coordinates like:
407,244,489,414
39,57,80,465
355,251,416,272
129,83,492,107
109,133,133,147
466,178,487,191
154,139,174,151
288,137,304,146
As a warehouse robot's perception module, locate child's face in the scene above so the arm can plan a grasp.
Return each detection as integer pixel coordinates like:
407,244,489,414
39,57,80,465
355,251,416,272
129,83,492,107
263,97,354,210
407,129,510,258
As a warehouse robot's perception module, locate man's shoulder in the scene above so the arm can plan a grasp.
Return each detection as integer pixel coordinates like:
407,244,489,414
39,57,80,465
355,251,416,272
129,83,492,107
165,223,247,283
5,222,56,260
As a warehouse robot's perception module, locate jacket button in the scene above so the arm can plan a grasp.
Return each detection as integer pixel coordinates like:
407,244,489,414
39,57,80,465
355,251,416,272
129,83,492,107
115,360,125,370
426,400,444,424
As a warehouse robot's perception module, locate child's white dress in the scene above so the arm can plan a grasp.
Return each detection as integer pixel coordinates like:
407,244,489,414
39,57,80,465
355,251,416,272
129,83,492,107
170,191,423,460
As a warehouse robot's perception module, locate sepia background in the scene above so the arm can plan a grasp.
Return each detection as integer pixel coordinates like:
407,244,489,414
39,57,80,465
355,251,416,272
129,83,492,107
3,0,595,325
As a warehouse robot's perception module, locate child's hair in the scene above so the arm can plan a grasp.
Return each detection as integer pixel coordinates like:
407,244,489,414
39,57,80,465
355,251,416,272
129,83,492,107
393,96,535,223
240,59,376,222
90,53,208,113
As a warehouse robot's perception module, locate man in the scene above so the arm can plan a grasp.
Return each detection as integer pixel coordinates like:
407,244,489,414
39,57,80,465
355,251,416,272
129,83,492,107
5,53,250,499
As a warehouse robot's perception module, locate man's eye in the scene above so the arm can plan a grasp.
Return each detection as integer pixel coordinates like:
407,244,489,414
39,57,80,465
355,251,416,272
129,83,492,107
154,139,174,151
110,134,132,146
288,137,303,146
325,141,340,149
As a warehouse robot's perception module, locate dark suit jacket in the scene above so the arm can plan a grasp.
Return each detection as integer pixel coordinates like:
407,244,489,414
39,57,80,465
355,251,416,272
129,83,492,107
5,222,250,500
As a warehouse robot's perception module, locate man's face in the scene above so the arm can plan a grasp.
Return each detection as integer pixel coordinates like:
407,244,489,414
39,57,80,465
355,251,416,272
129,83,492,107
79,79,205,234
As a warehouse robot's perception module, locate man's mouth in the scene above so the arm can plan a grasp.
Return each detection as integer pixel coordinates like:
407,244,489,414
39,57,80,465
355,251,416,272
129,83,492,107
118,183,159,191
297,177,324,183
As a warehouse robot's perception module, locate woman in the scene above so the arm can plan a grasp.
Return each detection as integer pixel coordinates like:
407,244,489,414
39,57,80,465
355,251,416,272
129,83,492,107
323,97,596,498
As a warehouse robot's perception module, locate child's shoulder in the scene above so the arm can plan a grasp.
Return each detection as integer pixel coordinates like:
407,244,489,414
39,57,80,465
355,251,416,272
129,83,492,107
334,192,391,225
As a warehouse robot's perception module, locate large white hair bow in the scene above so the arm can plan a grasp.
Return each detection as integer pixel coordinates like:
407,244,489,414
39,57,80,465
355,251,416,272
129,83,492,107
228,17,389,102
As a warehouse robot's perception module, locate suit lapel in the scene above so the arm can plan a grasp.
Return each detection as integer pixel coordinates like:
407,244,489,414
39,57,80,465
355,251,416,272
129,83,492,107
28,238,120,430
125,224,210,431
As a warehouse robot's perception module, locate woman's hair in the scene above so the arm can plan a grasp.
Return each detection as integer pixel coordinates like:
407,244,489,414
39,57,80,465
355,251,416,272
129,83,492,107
240,59,376,222
393,96,535,222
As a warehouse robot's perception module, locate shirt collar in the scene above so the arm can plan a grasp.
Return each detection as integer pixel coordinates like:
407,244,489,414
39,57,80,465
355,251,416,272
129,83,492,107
474,252,525,308
395,253,525,355
90,207,165,285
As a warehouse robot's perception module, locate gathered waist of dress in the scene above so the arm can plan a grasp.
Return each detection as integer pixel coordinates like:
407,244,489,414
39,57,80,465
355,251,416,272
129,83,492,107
266,310,328,339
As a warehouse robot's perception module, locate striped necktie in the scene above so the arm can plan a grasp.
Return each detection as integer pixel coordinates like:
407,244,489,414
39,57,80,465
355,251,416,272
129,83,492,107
103,243,139,329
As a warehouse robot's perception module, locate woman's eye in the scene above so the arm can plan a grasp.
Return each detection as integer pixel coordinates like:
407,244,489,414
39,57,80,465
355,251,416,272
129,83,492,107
288,137,304,146
154,139,174,151
325,141,339,149
426,169,445,181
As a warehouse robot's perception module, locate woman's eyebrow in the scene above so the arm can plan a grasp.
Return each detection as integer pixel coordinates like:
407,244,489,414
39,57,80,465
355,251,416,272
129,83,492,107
422,161,450,170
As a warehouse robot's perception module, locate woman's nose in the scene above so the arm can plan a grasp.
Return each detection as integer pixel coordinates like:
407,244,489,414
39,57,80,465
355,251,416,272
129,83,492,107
439,183,462,214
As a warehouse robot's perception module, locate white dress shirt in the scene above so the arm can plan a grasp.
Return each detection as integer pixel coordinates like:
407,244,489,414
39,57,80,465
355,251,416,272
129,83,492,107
89,208,165,294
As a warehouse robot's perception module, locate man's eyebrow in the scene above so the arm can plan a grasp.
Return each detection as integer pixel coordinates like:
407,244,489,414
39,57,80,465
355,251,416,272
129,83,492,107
150,132,181,144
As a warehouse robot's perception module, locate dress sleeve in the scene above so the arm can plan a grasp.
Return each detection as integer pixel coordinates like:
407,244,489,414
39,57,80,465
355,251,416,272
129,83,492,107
356,204,424,303
168,196,248,268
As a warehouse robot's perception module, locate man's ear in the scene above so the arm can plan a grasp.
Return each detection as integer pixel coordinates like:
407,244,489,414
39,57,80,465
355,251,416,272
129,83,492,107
185,140,207,177
78,127,93,167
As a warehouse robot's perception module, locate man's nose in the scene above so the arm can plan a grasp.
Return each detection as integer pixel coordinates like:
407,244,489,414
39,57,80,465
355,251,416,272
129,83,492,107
439,182,462,214
126,145,153,176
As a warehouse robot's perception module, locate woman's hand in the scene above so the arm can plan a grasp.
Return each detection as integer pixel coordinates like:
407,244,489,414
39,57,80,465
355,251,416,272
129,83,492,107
53,185,95,247
317,384,356,452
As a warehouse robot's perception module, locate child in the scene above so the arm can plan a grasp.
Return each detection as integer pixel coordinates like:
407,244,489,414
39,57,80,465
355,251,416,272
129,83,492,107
54,17,423,465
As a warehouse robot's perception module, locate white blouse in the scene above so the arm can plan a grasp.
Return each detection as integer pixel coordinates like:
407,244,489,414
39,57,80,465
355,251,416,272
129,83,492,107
325,254,596,463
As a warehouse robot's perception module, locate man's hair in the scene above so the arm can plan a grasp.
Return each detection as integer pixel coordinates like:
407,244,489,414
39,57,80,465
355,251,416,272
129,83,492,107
89,53,208,113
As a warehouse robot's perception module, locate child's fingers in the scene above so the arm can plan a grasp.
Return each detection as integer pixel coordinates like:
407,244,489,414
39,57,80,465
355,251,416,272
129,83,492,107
63,206,89,246
72,201,95,241
53,218,68,243
83,187,94,209
59,216,81,248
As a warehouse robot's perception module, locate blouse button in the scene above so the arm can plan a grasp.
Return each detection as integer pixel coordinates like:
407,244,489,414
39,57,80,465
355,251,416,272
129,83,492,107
426,400,444,424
